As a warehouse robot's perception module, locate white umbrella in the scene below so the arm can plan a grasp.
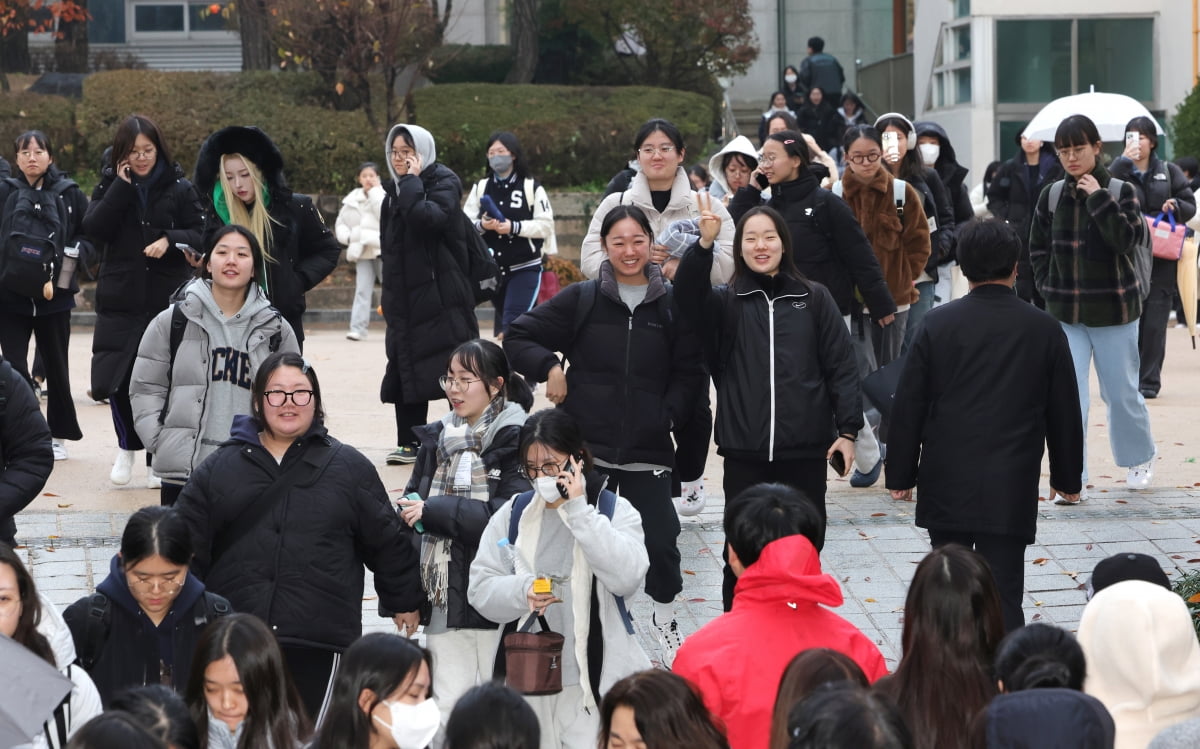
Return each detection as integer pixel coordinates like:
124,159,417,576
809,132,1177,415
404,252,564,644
0,635,72,746
1022,89,1163,142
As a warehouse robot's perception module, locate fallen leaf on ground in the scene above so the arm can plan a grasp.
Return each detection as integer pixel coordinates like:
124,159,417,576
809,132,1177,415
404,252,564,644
1063,571,1078,578
857,531,877,539
697,547,711,554
1031,613,1043,621
1189,559,1200,564
56,504,71,508
1086,544,1093,550
1031,558,1048,566
871,513,887,517
1034,601,1043,606
1172,555,1184,559
42,492,58,497
1038,496,1047,502
687,598,706,603
362,595,377,601
1115,499,1127,504
1190,593,1200,603
864,598,877,603
683,570,696,576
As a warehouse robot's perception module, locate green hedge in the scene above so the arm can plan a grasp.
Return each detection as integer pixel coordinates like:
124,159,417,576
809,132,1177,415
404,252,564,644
77,70,375,195
428,45,515,84
412,83,714,188
0,91,78,172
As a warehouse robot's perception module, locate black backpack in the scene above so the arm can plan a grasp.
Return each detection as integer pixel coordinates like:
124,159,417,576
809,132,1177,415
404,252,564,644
0,177,74,299
76,591,232,671
455,209,500,304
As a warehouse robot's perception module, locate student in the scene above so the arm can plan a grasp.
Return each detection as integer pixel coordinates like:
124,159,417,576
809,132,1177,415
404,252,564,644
675,205,862,604
64,506,232,705
129,225,299,506
468,408,652,749
787,685,913,749
873,545,1004,749
770,649,869,749
335,162,385,342
396,339,532,732
308,633,438,749
1029,114,1156,495
506,205,705,668
987,135,1063,307
185,613,311,749
193,125,342,349
993,622,1086,693
64,712,166,749
444,683,540,749
109,684,201,749
673,484,886,749
599,670,729,749
463,132,557,337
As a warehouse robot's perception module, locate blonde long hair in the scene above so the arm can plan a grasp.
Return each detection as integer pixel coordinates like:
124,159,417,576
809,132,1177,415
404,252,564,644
218,153,278,263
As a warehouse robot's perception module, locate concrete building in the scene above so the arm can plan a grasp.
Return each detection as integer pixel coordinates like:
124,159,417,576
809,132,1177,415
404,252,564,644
912,0,1188,184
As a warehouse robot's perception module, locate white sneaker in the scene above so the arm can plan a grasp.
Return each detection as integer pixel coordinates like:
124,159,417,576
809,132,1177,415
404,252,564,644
51,440,67,461
652,616,684,670
1127,458,1154,490
147,468,162,489
110,449,135,485
674,479,706,517
346,330,366,341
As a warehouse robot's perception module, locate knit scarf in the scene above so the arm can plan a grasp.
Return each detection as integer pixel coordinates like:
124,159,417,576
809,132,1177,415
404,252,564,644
420,396,504,609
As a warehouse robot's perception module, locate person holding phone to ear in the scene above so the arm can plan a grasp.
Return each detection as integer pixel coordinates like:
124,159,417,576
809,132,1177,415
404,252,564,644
469,408,651,749
675,201,862,611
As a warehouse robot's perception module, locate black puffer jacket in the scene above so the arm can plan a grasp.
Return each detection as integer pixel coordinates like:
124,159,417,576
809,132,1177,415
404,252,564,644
0,357,52,546
193,126,341,336
63,555,232,706
504,261,705,467
914,121,974,230
0,165,95,316
83,162,205,399
728,171,896,321
405,404,531,629
675,244,862,461
986,148,1063,300
380,162,479,404
174,415,424,650
1110,154,1197,285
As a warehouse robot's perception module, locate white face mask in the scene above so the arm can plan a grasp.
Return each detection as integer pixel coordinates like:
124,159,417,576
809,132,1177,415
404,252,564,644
918,143,940,166
374,698,439,749
784,74,798,84
535,476,562,503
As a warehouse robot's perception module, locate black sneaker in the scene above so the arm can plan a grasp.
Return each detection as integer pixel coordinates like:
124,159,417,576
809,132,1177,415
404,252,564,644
386,445,417,465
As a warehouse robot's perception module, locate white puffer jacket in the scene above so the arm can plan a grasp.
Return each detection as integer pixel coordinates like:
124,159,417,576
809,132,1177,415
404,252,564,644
335,184,385,262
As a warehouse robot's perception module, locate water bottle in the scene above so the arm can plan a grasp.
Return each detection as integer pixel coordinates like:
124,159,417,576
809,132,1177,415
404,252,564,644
56,245,79,290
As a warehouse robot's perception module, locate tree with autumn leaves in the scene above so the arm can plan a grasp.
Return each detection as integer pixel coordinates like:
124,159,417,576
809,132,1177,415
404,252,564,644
0,0,87,89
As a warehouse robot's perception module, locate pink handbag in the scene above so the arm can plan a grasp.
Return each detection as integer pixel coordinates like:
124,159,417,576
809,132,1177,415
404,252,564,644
1147,212,1186,261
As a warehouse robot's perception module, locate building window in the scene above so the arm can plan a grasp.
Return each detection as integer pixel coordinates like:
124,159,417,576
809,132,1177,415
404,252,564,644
132,2,228,36
930,17,972,108
996,18,1153,104
955,0,970,18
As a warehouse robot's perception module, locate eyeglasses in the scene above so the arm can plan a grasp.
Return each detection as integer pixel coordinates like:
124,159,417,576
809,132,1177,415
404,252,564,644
128,147,156,161
389,149,415,161
848,152,882,164
638,145,677,156
127,575,183,594
518,458,569,480
725,164,752,176
17,150,47,160
759,154,780,166
438,376,480,391
264,389,314,407
1056,145,1091,161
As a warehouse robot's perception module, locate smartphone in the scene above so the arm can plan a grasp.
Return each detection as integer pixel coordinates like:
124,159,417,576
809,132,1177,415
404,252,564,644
1125,131,1140,160
555,454,582,499
828,451,847,477
754,171,769,190
882,131,900,162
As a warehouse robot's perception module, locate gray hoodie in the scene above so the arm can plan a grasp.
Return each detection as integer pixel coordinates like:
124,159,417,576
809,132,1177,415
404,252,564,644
385,123,437,182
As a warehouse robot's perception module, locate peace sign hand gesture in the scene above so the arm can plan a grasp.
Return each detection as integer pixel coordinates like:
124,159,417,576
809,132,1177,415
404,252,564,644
695,192,722,249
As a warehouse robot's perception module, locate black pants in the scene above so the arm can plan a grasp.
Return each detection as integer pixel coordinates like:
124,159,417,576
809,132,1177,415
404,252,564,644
1138,270,1174,395
108,361,144,451
721,455,827,610
671,387,712,495
928,529,1026,633
0,309,81,440
279,644,338,725
283,309,306,351
160,482,184,507
395,401,430,447
593,465,681,604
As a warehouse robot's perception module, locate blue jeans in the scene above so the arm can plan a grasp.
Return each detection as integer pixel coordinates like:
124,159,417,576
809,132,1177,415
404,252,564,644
903,281,936,353
494,266,541,336
1059,320,1155,481
349,257,381,337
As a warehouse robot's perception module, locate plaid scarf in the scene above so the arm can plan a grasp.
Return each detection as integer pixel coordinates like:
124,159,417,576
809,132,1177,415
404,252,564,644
420,396,505,609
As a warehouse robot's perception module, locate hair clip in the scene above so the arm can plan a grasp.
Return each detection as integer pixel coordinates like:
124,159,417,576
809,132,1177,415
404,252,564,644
783,139,796,145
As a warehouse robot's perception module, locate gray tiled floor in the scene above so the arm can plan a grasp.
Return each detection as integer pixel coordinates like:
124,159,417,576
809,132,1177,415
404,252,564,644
17,483,1200,671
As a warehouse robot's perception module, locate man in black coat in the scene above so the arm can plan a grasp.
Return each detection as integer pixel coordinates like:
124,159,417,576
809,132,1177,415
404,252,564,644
885,219,1084,632
0,355,53,546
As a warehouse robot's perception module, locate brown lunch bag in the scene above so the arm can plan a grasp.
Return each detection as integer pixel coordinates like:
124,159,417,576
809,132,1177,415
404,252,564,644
503,614,565,695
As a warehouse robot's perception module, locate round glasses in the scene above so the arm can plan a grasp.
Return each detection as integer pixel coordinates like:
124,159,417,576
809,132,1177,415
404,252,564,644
848,153,882,165
264,389,314,407
518,459,569,480
439,376,480,391
127,575,184,594
128,147,156,162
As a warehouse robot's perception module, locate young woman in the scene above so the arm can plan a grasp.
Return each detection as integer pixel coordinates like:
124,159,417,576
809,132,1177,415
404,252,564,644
781,65,805,112
335,162,385,341
83,115,206,489
674,204,860,609
705,135,759,205
109,684,201,749
444,683,540,749
396,339,532,731
1109,115,1197,399
993,622,1086,693
308,633,438,749
770,649,869,749
378,123,479,465
463,131,557,337
185,613,310,749
759,91,798,147
873,113,957,346
173,352,424,722
838,125,932,366
0,544,102,748
505,205,705,668
64,712,167,749
193,126,342,350
0,130,91,461
63,506,232,705
986,135,1063,307
797,87,840,154
600,670,728,749
787,685,913,749
687,164,711,193
468,408,652,749
873,544,1004,749
129,225,299,505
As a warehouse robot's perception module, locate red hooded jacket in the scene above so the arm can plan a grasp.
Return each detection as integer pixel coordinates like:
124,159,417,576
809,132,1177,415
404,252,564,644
673,535,888,749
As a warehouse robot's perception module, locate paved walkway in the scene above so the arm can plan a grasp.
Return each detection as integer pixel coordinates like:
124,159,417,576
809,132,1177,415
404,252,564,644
13,324,1200,669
